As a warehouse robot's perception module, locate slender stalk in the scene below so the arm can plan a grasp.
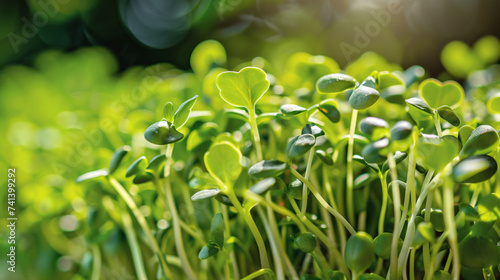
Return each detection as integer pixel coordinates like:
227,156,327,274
164,144,196,280
301,148,315,214
434,113,442,137
397,172,441,277
91,245,101,280
222,205,240,280
347,109,359,226
122,212,148,280
226,190,270,268
256,207,284,280
248,107,263,162
388,152,401,280
422,188,434,270
442,175,460,280
470,183,481,207
378,173,388,235
409,249,416,280
108,177,172,278
322,165,347,252
241,268,277,280
290,166,357,235
482,266,496,280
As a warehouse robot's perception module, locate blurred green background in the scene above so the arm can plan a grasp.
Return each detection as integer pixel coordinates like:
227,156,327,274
1,0,500,279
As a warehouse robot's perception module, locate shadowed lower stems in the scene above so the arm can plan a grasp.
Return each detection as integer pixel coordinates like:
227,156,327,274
108,177,173,278
388,152,401,280
164,144,197,280
290,167,357,236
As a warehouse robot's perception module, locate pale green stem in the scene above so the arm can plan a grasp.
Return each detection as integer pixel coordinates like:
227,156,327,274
347,109,359,226
290,166,357,235
226,190,270,268
423,188,434,271
164,144,196,280
248,106,263,162
444,251,452,272
442,175,460,280
122,212,148,280
409,249,416,280
322,165,347,252
397,172,440,277
108,177,172,278
388,152,401,280
256,207,284,280
91,244,101,280
470,183,481,207
241,268,277,280
378,173,388,235
301,148,315,215
426,231,448,280
222,205,240,280
408,133,417,215
482,266,496,280
434,113,442,137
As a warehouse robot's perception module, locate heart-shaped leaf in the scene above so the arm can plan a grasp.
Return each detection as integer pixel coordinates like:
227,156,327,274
76,169,109,183
318,99,341,123
419,78,464,109
191,189,221,201
109,145,131,174
280,104,306,115
248,160,287,178
344,232,376,274
416,134,459,171
295,232,317,253
211,213,224,249
174,95,198,129
437,105,460,127
349,76,380,110
204,141,242,186
286,134,316,160
316,73,357,94
144,121,184,145
359,117,389,138
452,155,498,184
459,125,500,159
248,178,276,195
216,67,270,109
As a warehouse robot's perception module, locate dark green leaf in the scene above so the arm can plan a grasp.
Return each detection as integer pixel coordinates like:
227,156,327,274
108,146,131,174
458,125,474,145
198,244,219,260
248,160,287,178
421,208,445,232
302,124,325,138
437,105,460,126
361,138,390,164
316,150,333,165
405,98,434,115
349,76,380,110
359,117,389,138
288,179,303,200
432,270,452,280
374,233,402,260
316,73,357,94
211,213,224,249
286,134,316,160
294,232,317,253
458,235,498,268
390,121,413,141
381,151,408,172
144,121,184,145
126,156,147,177
147,154,166,172
191,189,221,201
280,104,307,115
453,155,498,184
459,125,500,159
248,178,276,195
360,274,386,280
318,99,341,123
344,232,376,274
